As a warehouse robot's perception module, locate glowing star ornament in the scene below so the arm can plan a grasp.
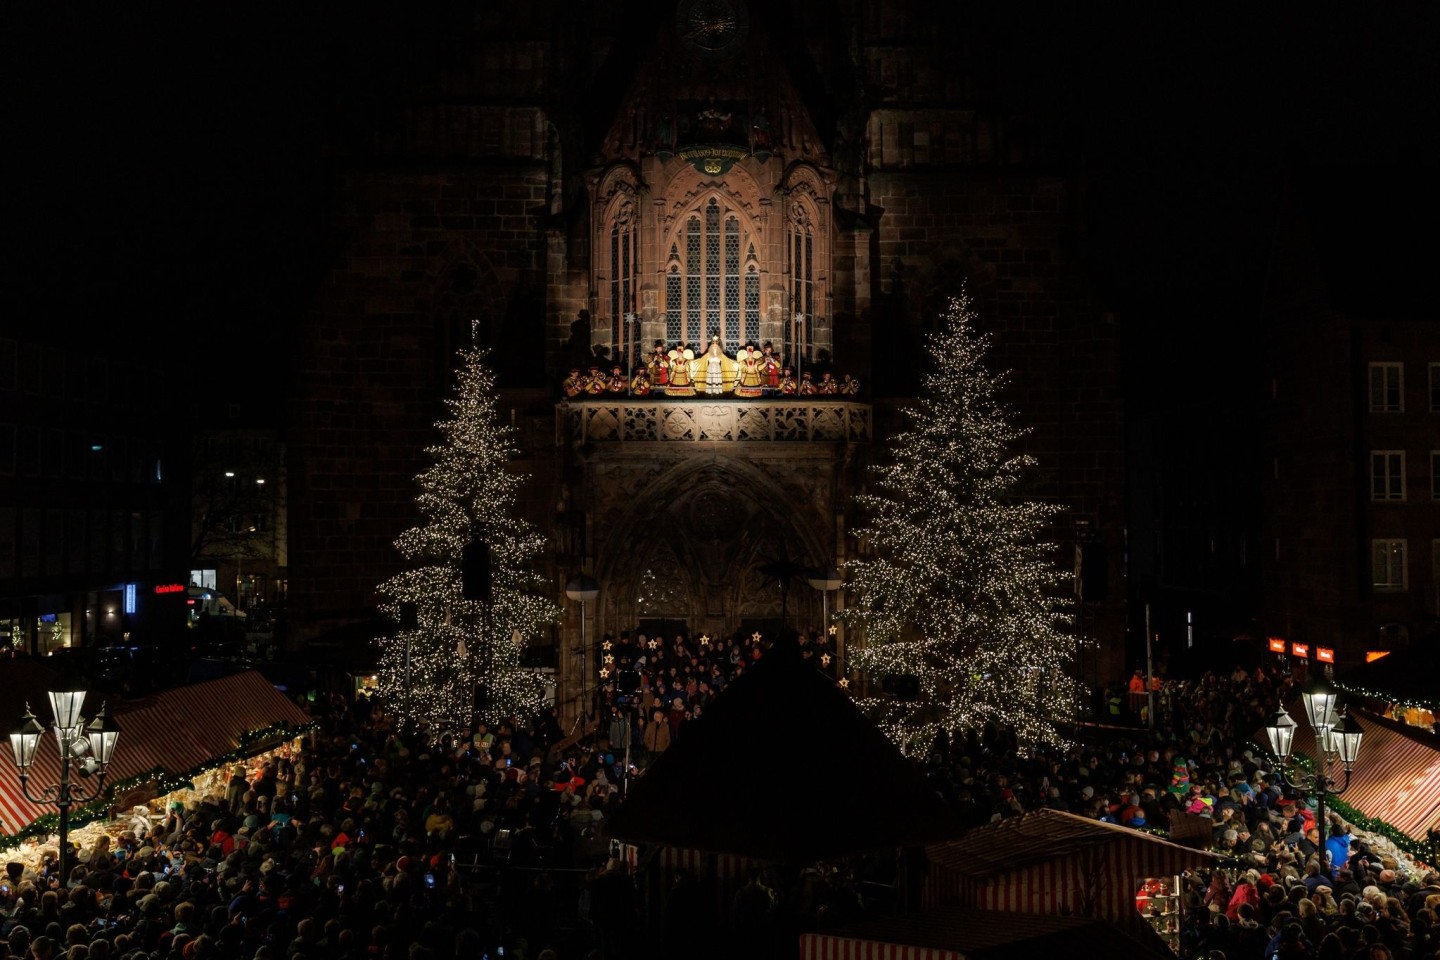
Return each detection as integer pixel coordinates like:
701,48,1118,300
599,667,611,679
604,654,615,665
828,625,838,636
699,634,711,646
821,653,831,667
602,640,612,651
751,631,762,643
838,678,849,689
648,639,659,650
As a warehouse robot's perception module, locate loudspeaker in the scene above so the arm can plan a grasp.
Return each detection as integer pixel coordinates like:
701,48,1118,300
461,539,493,602
1076,541,1109,603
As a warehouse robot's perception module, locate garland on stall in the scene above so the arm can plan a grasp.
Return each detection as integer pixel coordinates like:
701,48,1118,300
0,720,317,856
1331,681,1438,713
1286,749,1435,867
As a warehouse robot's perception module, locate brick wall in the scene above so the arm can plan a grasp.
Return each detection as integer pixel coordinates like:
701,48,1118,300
287,167,553,632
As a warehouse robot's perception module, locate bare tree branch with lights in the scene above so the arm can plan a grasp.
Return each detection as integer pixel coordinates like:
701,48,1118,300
375,336,559,740
840,292,1082,756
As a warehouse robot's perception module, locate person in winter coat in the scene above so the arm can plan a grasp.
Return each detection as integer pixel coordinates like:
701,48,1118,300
1226,870,1261,922
641,710,671,756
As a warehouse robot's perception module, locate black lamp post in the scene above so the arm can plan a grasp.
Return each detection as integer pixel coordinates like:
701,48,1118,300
8,678,121,883
565,574,600,737
1263,674,1364,877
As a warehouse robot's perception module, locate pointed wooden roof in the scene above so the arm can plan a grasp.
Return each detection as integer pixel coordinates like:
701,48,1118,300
603,636,965,864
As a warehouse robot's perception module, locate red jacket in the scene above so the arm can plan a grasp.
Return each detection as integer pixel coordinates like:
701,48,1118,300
1225,880,1259,921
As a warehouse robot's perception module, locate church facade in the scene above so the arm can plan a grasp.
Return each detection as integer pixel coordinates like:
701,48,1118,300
285,0,1127,719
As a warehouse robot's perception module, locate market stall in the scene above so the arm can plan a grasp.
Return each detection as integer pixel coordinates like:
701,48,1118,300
799,903,1176,960
921,809,1218,951
0,667,314,860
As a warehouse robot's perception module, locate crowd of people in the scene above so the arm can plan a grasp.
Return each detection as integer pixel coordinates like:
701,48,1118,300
0,640,1433,960
914,662,1440,959
587,626,839,768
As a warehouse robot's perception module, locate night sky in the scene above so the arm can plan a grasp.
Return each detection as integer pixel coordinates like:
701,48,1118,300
5,4,1435,403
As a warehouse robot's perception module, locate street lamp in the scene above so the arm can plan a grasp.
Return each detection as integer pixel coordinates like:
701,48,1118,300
807,565,843,676
565,574,600,738
8,677,121,884
1262,674,1365,877
806,566,842,632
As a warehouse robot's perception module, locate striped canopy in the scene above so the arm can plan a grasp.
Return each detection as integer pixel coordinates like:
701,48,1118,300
0,662,311,835
1254,704,1440,843
800,904,1176,960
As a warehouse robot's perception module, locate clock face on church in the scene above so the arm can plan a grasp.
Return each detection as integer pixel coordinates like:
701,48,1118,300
676,0,749,59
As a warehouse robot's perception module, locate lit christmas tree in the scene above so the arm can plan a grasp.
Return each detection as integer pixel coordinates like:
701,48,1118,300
841,292,1082,756
375,332,559,739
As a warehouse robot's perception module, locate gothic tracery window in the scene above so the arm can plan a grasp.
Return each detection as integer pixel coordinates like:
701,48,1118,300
609,203,639,369
787,205,815,363
666,197,756,353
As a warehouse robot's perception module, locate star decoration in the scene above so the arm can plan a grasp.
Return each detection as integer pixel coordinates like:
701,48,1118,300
828,625,838,636
602,640,613,651
604,654,615,665
751,631,762,643
838,677,849,689
821,653,831,667
648,639,659,650
699,634,711,645
599,667,611,679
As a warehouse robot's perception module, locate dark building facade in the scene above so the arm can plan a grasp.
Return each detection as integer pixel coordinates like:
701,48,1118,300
281,0,1128,719
1255,187,1440,667
0,336,195,655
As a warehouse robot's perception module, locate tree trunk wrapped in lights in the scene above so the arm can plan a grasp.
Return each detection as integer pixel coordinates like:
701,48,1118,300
840,293,1082,756
375,337,559,739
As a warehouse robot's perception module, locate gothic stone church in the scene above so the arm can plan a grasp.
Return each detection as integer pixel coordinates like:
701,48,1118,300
286,0,1126,719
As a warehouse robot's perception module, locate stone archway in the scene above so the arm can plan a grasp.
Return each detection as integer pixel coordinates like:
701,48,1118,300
585,450,835,643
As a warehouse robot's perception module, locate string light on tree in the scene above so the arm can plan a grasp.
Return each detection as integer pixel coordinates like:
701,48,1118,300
375,332,560,741
838,291,1082,756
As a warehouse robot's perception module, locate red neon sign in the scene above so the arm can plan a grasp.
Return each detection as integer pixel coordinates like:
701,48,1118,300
1268,637,1286,653
1291,643,1309,658
1316,647,1334,663
154,583,186,595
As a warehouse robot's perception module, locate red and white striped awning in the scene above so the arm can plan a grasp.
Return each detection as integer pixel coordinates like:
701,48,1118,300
801,933,962,960
0,670,311,835
920,809,1217,946
660,845,756,880
799,904,1176,960
1257,706,1440,841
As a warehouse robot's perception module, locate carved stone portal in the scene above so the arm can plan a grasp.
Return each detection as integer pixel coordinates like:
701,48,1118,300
557,400,867,719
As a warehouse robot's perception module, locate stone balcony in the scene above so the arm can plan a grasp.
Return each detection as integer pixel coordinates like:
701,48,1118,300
557,399,872,444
